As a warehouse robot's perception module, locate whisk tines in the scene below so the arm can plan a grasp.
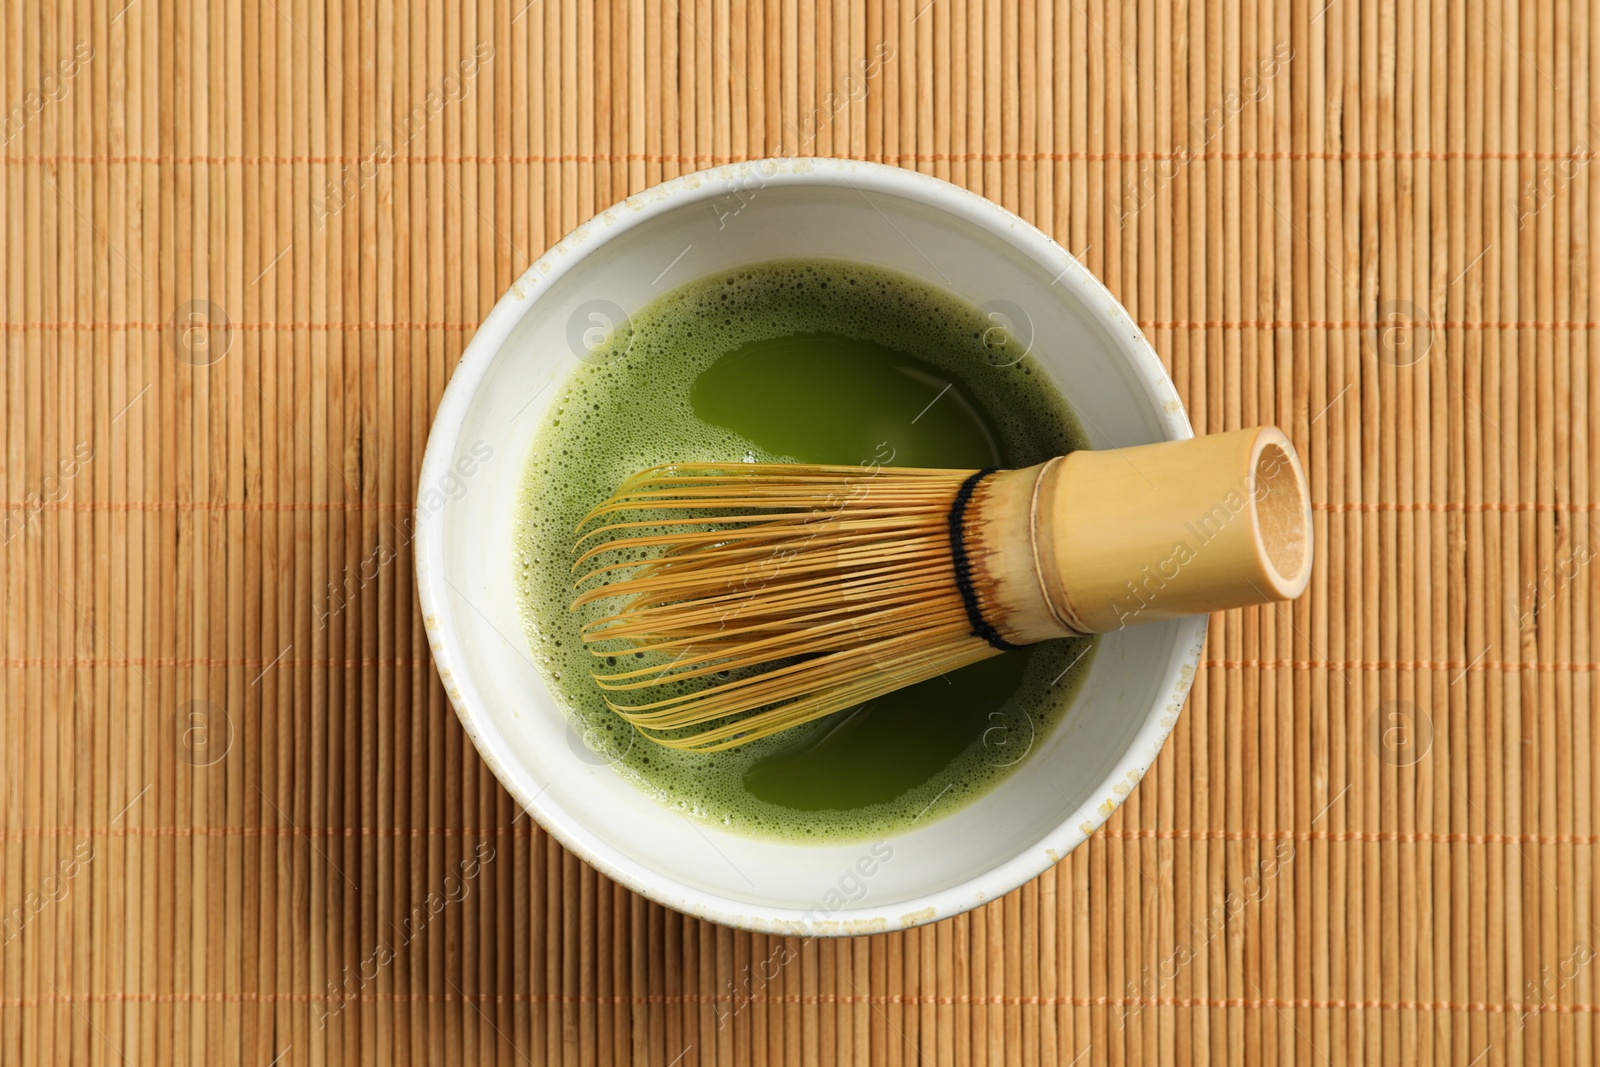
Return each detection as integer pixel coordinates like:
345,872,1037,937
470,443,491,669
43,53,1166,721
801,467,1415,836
569,462,1001,751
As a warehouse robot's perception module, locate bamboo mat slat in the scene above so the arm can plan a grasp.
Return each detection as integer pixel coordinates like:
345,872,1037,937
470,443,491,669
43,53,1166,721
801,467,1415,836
1,0,1597,1063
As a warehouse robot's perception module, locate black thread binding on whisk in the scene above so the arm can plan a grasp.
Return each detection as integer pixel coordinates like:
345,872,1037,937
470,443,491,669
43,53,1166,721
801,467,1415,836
947,469,1026,652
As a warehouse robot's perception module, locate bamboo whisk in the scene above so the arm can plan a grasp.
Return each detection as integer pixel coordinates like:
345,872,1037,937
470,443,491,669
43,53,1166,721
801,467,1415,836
571,425,1312,751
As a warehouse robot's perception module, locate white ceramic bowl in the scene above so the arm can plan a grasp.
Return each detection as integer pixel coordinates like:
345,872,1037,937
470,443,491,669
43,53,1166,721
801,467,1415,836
416,158,1206,936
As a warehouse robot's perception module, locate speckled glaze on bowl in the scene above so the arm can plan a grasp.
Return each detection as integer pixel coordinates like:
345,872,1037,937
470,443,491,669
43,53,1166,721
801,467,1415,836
415,158,1206,936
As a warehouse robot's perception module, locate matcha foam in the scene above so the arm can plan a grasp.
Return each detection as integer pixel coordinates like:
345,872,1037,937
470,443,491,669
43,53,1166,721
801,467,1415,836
514,258,1097,842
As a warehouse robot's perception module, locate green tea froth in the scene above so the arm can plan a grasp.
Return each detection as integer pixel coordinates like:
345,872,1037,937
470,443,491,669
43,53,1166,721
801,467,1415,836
514,258,1096,841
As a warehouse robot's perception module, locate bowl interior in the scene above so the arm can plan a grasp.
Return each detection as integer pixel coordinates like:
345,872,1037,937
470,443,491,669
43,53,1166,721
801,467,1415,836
419,160,1203,933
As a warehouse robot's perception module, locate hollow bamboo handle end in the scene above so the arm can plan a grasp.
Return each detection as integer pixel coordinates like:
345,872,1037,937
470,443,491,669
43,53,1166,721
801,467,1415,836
971,426,1313,642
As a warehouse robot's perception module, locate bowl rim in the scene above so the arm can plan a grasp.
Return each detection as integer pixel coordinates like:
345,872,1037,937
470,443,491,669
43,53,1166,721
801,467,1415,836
415,156,1207,935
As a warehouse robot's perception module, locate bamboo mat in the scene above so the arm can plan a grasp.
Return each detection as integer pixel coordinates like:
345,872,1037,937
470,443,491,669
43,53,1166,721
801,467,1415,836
1,0,1596,1063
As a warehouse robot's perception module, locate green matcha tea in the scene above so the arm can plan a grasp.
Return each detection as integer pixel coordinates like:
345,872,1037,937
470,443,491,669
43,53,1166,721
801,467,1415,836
513,258,1097,841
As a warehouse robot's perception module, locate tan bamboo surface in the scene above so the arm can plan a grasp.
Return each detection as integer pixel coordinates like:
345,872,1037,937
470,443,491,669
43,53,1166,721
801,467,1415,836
1,0,1596,1063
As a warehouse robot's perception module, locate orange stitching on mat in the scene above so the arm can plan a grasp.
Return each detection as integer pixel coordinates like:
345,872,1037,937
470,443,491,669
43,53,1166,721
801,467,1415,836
0,500,409,512
0,321,477,331
4,149,1595,165
7,318,1600,332
1200,658,1596,673
9,319,1600,336
1,990,1593,1012
1312,501,1600,513
0,826,528,839
1097,828,1600,845
1138,319,1600,330
0,656,427,669
2,825,1593,846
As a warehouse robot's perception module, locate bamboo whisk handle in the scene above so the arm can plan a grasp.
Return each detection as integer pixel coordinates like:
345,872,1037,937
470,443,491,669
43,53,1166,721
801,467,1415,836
965,426,1313,643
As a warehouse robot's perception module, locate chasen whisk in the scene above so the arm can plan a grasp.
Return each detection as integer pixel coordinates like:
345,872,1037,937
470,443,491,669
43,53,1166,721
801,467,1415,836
570,425,1312,751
